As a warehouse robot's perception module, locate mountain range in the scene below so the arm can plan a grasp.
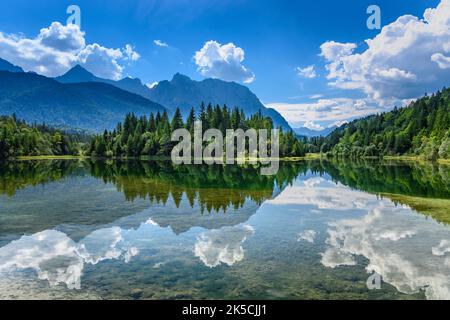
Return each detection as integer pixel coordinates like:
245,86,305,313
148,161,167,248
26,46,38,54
56,65,291,130
0,58,23,73
0,58,292,132
0,70,165,131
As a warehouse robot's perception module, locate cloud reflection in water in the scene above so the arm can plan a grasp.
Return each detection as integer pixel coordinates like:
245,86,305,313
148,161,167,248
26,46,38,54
0,227,138,289
266,177,450,299
194,225,255,268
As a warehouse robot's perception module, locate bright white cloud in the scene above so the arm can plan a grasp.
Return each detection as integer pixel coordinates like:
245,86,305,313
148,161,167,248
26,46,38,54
146,81,159,89
303,120,324,131
77,44,124,80
267,97,380,128
0,22,83,76
124,44,140,61
321,0,450,106
431,53,450,69
153,39,169,47
320,41,357,62
0,22,140,79
194,40,255,83
39,22,86,52
331,120,348,128
297,65,317,79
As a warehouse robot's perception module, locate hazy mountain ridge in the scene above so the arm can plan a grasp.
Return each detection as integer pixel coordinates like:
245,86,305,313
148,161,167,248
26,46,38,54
1,59,292,132
0,71,166,131
0,58,24,73
56,66,292,130
294,126,337,138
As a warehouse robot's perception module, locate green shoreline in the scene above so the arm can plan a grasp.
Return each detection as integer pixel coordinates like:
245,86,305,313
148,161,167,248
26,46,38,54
380,193,450,225
10,153,450,164
383,155,450,165
14,153,322,161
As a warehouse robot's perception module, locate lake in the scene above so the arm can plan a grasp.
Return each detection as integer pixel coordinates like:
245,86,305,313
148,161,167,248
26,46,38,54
0,159,449,300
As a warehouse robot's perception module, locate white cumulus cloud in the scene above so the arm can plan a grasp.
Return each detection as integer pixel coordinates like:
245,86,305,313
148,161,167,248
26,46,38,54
124,44,140,61
320,41,357,62
194,40,255,83
267,97,380,128
321,0,450,106
297,65,317,79
0,22,140,80
431,53,450,69
303,120,324,131
153,39,169,47
77,44,124,80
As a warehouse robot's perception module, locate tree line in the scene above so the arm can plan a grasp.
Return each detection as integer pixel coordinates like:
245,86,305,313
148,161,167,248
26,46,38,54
0,115,82,159
307,88,450,160
87,104,306,158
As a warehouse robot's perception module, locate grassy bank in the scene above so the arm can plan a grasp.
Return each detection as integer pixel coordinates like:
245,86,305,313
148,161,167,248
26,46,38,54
281,153,321,161
383,155,450,165
382,193,450,225
16,155,87,161
10,153,448,164
12,153,322,162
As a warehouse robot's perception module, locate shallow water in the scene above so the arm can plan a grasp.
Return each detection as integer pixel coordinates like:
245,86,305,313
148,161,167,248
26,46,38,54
0,159,449,300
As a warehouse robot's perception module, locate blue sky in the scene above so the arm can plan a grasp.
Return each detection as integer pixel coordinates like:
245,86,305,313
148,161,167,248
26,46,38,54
0,0,448,129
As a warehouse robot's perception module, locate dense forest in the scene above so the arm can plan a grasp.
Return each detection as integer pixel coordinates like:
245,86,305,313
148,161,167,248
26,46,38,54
309,88,450,160
0,115,84,159
88,104,306,158
3,86,450,161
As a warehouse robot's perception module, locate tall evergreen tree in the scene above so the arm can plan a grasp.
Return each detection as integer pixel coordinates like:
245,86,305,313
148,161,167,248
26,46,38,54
171,108,184,131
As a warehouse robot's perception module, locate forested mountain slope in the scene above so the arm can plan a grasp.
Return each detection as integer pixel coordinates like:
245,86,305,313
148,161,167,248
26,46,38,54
319,88,450,160
0,71,166,131
0,115,82,159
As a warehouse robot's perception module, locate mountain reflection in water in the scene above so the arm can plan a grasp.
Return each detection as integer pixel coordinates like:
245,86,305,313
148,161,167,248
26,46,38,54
0,159,449,299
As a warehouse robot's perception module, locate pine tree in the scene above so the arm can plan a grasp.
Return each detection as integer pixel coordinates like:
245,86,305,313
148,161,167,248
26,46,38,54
186,107,196,134
171,108,184,131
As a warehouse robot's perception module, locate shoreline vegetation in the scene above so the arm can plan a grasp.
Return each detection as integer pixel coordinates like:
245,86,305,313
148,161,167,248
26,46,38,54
87,105,305,159
1,87,449,163
381,193,450,225
305,87,450,161
14,154,320,161
12,153,450,164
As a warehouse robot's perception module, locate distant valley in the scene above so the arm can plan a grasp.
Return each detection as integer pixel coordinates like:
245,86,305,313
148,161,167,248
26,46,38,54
293,126,337,138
